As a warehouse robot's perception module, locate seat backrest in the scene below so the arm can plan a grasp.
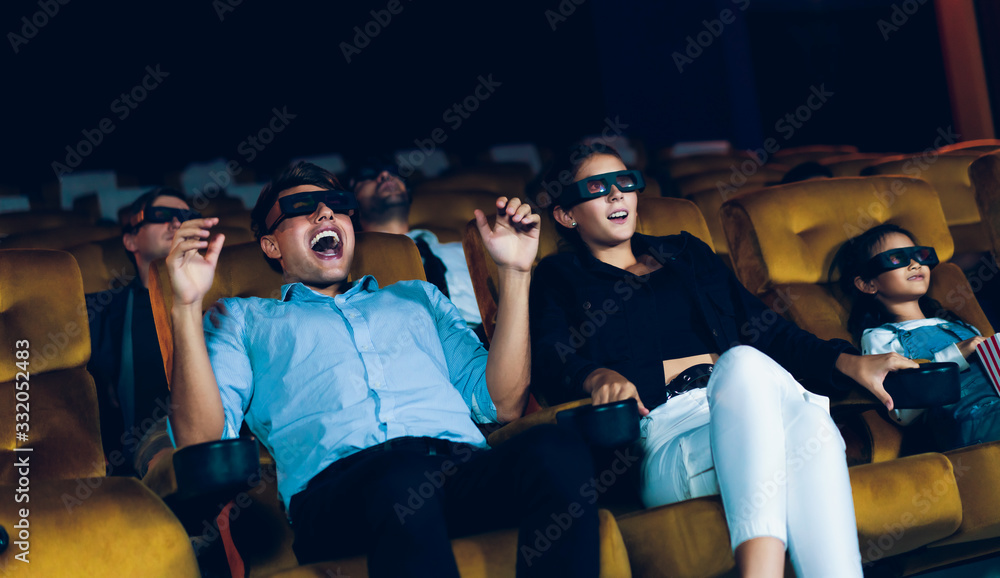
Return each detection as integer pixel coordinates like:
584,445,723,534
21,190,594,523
685,187,758,257
0,249,106,483
866,152,987,254
673,167,785,198
938,139,1000,153
821,153,898,177
409,188,504,243
663,152,753,180
636,197,715,249
969,150,1000,262
0,210,92,236
0,224,121,250
772,144,859,167
150,232,426,384
719,176,992,342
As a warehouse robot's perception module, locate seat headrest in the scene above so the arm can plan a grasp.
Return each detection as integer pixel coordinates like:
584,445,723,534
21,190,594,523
868,153,982,226
636,197,715,252
0,249,90,380
721,176,953,294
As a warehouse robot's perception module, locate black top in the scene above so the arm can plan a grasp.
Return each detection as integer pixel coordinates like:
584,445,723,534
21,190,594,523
529,232,858,409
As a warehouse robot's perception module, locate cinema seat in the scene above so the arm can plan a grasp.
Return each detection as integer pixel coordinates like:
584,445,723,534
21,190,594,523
415,168,529,203
0,210,92,236
145,235,631,577
772,144,859,167
0,249,198,576
661,152,753,181
718,175,1000,574
969,150,1000,262
684,187,761,264
0,224,120,250
821,152,898,177
409,188,502,243
866,152,990,258
937,139,1000,153
672,166,785,198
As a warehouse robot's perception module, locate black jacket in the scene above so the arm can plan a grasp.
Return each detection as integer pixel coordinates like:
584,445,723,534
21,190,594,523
529,232,857,409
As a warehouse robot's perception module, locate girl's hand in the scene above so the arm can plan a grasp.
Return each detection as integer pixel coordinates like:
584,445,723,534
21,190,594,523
583,368,650,416
958,336,986,359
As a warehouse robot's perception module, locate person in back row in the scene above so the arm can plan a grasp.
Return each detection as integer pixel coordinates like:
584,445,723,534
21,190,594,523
165,161,599,577
529,141,917,578
348,159,484,334
87,187,201,477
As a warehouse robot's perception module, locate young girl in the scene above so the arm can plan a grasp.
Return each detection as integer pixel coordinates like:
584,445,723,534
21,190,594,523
839,223,1000,450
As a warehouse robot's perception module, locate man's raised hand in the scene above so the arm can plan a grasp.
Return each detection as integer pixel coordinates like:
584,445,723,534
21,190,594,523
474,197,540,273
165,217,225,308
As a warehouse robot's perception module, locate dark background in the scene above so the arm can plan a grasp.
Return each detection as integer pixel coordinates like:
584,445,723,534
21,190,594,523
3,0,991,190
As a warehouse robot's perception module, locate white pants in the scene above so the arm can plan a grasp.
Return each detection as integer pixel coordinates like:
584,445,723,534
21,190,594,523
639,346,862,577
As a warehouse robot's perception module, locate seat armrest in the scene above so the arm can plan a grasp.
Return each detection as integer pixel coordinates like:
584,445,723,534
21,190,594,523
487,399,591,446
141,438,260,534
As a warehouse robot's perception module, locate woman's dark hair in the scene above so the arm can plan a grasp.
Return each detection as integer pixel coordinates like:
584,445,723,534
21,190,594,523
530,141,625,250
834,223,954,341
250,161,346,273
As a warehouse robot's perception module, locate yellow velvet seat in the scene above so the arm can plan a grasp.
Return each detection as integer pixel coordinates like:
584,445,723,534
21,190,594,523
866,152,990,257
821,152,898,177
0,210,92,236
409,188,503,243
772,144,859,167
937,139,1000,153
969,150,1000,262
146,234,630,577
661,152,753,180
414,169,529,202
0,249,199,576
717,176,1000,573
672,166,785,199
0,224,122,250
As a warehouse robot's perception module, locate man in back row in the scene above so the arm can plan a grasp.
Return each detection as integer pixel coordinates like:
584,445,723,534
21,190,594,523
165,162,599,577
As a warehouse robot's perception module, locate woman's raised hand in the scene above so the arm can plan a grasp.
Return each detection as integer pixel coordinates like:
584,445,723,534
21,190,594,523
583,368,650,416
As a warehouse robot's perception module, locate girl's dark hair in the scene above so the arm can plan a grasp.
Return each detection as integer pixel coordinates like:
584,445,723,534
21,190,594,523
529,141,624,250
834,223,954,341
250,161,347,273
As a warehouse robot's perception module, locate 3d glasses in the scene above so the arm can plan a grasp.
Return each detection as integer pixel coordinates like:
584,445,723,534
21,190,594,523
129,206,202,230
863,246,939,277
561,170,645,208
267,190,359,233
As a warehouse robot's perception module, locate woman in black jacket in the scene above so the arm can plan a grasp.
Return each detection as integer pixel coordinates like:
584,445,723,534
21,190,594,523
529,142,914,578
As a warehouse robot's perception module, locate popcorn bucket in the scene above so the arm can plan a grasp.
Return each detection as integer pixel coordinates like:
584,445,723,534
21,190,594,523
978,334,1000,396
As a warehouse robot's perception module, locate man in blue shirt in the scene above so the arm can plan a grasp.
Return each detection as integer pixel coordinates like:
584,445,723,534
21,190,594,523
164,162,598,577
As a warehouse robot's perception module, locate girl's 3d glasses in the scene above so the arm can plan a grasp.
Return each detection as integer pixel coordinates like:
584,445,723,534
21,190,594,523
267,190,359,233
129,206,202,230
863,246,939,277
560,170,645,208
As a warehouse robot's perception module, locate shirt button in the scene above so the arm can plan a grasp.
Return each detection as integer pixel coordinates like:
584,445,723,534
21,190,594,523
712,329,719,337
372,381,381,389
361,345,370,351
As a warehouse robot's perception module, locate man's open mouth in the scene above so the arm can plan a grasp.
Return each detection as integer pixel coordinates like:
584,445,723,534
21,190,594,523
310,230,342,257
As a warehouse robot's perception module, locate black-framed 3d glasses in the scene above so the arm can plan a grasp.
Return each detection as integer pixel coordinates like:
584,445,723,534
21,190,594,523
863,246,939,277
267,190,359,233
562,170,645,208
129,206,202,230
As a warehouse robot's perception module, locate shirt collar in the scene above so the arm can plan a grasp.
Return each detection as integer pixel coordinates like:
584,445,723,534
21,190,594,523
280,275,381,302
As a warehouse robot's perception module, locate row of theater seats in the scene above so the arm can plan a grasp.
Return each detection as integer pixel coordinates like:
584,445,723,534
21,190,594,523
3,145,1000,576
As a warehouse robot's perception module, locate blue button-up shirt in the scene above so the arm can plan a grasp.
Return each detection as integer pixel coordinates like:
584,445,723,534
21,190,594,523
202,276,495,510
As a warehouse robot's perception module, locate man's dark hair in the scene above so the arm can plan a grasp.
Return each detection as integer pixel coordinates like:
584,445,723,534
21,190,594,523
250,161,345,273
